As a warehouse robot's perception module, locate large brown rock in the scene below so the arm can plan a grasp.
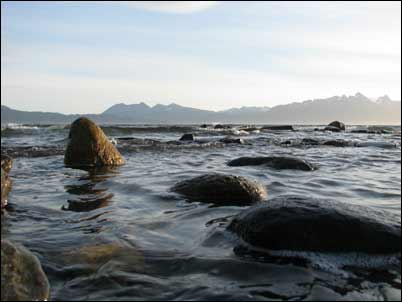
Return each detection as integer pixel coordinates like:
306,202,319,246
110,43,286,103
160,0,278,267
172,174,267,206
1,240,50,301
64,117,124,167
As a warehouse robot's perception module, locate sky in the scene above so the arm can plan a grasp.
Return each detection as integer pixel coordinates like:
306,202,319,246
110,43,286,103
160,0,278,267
1,1,401,114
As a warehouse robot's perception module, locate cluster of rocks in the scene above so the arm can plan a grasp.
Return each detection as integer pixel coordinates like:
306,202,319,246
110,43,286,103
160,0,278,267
2,117,400,301
47,118,402,255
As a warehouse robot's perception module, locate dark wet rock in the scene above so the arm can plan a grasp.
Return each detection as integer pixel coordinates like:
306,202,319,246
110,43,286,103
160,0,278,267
356,142,397,149
214,124,231,130
1,240,50,301
219,137,246,144
262,125,295,131
328,121,346,131
302,138,320,145
179,134,195,141
116,137,136,141
323,140,350,147
200,124,209,129
228,156,315,171
368,126,395,134
172,174,267,206
324,126,342,132
280,140,292,145
1,168,12,209
1,154,13,174
228,196,401,254
65,117,125,167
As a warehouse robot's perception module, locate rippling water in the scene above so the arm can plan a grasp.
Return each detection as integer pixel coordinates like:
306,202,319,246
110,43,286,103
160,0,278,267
1,123,401,301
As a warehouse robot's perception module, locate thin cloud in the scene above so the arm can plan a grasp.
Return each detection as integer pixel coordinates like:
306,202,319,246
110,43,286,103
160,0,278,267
119,1,219,14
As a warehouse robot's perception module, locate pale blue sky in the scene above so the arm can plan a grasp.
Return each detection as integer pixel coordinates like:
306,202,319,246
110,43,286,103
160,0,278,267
1,1,401,114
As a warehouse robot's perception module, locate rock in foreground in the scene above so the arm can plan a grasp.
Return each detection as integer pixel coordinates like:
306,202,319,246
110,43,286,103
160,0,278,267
172,174,267,206
228,156,315,171
229,196,401,254
1,154,13,174
64,117,125,167
1,240,50,301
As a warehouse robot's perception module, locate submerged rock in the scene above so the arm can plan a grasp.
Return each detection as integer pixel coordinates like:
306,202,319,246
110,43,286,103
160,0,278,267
262,125,295,131
302,138,320,146
356,142,397,149
327,121,346,131
1,168,12,209
228,156,315,171
323,140,350,147
64,117,125,167
172,174,267,206
1,240,50,301
179,134,195,141
229,196,401,254
1,154,13,174
368,126,395,134
64,242,144,269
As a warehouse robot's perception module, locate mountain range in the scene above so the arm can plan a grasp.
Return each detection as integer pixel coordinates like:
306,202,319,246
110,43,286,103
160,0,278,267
1,93,401,125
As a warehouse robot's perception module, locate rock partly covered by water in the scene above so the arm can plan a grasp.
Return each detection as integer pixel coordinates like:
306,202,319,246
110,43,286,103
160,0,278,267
228,156,315,171
172,174,267,206
229,196,401,254
323,140,351,147
64,117,125,167
262,125,295,131
325,121,346,132
1,240,50,301
179,134,195,141
214,124,231,130
1,155,13,209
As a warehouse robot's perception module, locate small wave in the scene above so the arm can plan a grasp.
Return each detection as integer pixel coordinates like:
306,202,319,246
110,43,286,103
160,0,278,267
268,250,400,274
101,125,197,136
2,146,65,158
4,123,40,130
118,140,225,153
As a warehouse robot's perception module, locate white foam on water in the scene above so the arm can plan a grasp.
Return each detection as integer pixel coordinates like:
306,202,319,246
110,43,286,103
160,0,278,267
230,129,249,136
6,123,40,130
